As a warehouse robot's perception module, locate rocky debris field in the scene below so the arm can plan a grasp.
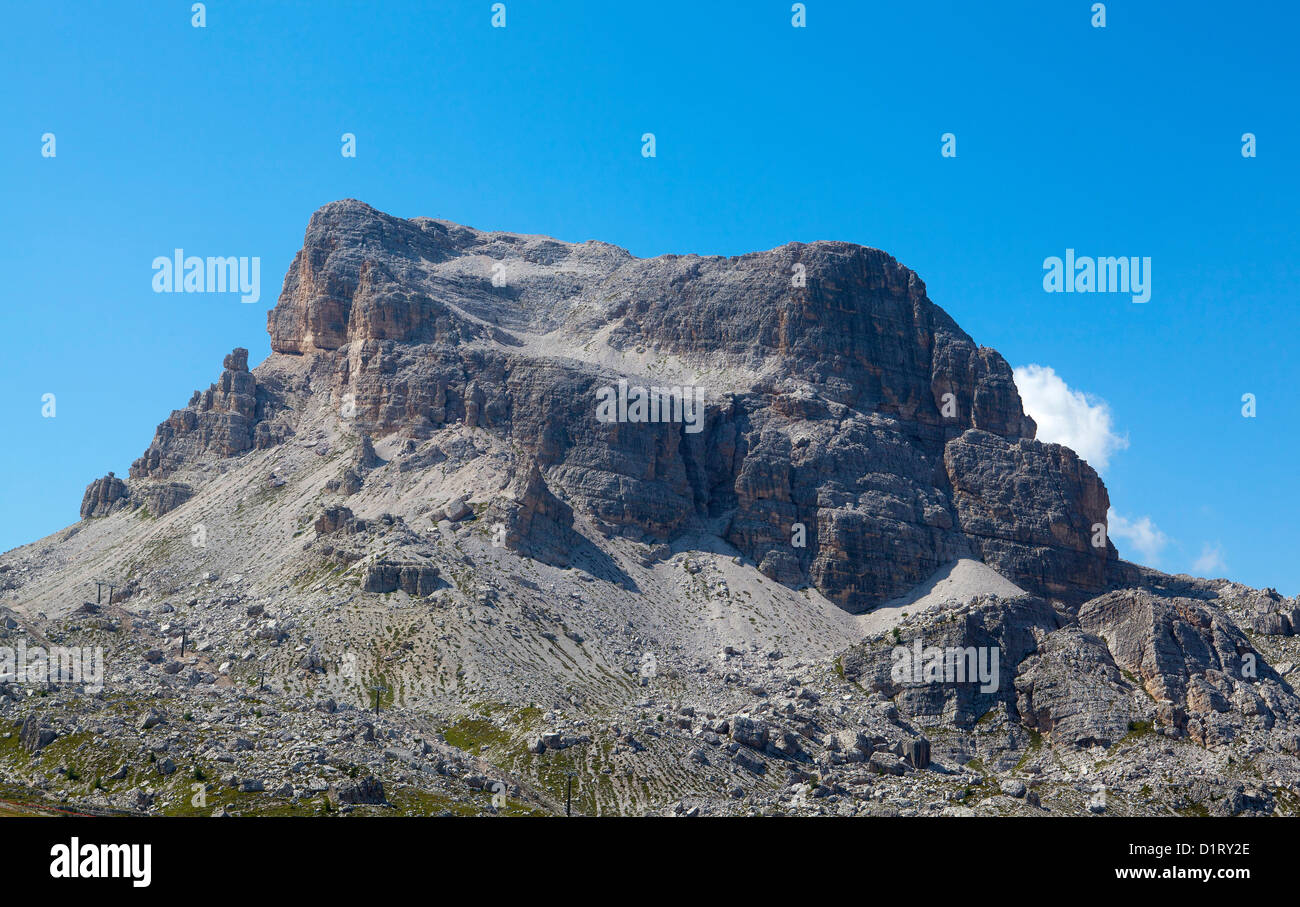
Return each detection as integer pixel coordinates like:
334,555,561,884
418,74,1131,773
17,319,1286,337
2,552,1298,817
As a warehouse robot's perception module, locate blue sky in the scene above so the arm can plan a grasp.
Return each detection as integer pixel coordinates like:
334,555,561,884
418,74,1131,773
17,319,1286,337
1,1,1296,593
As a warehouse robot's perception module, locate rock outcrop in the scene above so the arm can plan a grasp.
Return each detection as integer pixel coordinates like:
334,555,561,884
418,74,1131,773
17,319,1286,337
1013,626,1147,748
842,594,1064,728
80,473,130,519
130,347,286,479
1081,590,1282,704
1079,589,1299,745
314,505,365,537
362,561,441,596
837,578,1300,757
485,463,579,568
80,474,193,520
18,715,58,754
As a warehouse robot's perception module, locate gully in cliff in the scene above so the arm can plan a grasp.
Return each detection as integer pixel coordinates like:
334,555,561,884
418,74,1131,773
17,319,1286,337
595,378,706,434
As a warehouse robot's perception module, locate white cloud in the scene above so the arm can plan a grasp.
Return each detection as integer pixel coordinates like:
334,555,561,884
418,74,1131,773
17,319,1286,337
1107,508,1168,567
1192,542,1228,577
1013,364,1129,471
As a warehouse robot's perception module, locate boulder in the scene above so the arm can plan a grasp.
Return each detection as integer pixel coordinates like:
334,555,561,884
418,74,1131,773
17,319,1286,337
730,716,769,750
363,561,441,596
329,776,385,806
18,716,57,754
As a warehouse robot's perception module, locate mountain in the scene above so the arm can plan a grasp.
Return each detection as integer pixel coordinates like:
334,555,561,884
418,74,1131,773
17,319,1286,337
144,198,1112,608
2,200,1297,817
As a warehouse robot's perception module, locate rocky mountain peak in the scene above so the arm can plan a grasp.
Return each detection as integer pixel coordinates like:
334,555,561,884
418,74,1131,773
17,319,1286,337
103,201,1107,611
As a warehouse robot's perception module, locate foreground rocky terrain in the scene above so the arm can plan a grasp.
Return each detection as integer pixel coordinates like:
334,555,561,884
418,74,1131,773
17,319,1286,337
2,200,1297,816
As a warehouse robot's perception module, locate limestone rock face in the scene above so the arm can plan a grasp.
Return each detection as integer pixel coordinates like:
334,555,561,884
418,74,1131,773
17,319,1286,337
328,776,385,806
80,473,192,520
1218,583,1300,636
835,577,1300,755
19,715,57,754
314,506,365,537
33,199,1300,816
101,200,1122,610
944,430,1113,603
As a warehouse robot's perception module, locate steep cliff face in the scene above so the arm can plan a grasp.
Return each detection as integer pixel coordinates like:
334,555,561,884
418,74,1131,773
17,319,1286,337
944,431,1112,603
103,199,1115,611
